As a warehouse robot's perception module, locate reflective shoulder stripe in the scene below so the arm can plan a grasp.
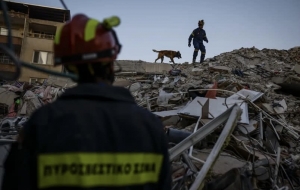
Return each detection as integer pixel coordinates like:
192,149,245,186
54,26,63,45
84,19,100,42
38,152,163,189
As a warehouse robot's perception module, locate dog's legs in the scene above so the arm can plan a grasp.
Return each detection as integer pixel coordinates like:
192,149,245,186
155,57,160,63
161,56,164,63
170,58,176,68
169,58,175,64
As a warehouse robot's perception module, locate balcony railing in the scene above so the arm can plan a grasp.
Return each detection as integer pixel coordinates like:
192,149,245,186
0,53,21,65
0,11,26,19
27,32,54,40
0,55,13,64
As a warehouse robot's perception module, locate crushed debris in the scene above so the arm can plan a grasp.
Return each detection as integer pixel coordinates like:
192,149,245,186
1,46,300,189
0,79,68,138
130,46,300,189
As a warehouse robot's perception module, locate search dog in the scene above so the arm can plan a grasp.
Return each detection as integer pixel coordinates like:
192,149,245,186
152,49,182,64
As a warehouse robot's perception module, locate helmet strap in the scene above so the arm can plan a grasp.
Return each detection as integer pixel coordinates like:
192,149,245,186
55,49,116,64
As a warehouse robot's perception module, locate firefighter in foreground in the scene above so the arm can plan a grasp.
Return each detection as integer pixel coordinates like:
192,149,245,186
188,20,209,63
2,14,171,190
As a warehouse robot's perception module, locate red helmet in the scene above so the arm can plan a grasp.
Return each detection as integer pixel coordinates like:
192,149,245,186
53,14,122,66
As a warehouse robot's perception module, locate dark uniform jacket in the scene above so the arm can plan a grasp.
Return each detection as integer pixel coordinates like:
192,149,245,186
188,28,208,44
2,83,171,190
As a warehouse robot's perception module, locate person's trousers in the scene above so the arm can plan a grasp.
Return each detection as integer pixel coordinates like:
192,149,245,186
193,41,206,63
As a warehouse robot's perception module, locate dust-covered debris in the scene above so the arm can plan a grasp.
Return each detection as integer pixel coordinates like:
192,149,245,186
1,47,300,189
122,47,300,189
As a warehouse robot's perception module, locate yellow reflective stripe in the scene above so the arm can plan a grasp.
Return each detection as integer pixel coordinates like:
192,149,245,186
88,64,95,75
191,33,194,36
84,19,100,41
201,52,206,54
103,16,121,29
194,49,199,51
54,26,63,44
38,153,163,189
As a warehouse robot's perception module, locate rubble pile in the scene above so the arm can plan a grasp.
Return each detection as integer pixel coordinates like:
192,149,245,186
0,77,75,139
1,47,300,189
123,47,300,189
207,46,300,72
127,47,300,119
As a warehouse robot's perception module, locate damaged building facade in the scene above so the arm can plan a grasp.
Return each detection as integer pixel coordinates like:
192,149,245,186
0,1,70,83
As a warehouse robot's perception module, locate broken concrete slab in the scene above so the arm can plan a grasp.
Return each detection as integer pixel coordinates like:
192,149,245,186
293,64,300,74
191,68,204,76
46,75,76,88
128,82,141,92
193,149,246,175
238,119,258,135
209,66,231,73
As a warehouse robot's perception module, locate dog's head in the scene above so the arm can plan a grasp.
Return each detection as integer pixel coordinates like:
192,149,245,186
176,51,182,59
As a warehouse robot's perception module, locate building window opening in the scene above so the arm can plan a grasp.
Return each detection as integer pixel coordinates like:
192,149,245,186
33,51,53,65
0,28,8,36
0,53,12,64
29,78,46,85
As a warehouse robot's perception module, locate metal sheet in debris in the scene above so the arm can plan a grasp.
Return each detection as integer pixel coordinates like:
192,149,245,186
227,89,264,102
177,97,208,117
178,96,249,124
208,97,249,124
153,109,180,118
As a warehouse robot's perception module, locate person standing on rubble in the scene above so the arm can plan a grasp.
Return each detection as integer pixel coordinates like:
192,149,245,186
188,20,209,64
2,14,171,190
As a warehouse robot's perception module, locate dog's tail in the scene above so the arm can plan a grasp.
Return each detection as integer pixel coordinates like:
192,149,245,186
152,49,159,53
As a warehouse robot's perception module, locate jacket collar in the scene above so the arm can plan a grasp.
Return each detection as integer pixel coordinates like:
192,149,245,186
59,83,136,103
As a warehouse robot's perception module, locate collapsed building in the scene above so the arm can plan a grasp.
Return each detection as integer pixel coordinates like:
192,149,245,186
1,46,300,189
0,1,70,81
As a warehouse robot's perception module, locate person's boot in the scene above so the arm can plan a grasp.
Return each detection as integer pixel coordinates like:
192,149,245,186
200,54,205,63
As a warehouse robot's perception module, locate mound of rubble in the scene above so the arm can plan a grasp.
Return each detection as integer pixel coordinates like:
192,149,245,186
207,46,300,70
123,46,300,189
1,46,300,189
0,76,76,138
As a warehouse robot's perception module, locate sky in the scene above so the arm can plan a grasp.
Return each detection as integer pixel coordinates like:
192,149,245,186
10,0,300,63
